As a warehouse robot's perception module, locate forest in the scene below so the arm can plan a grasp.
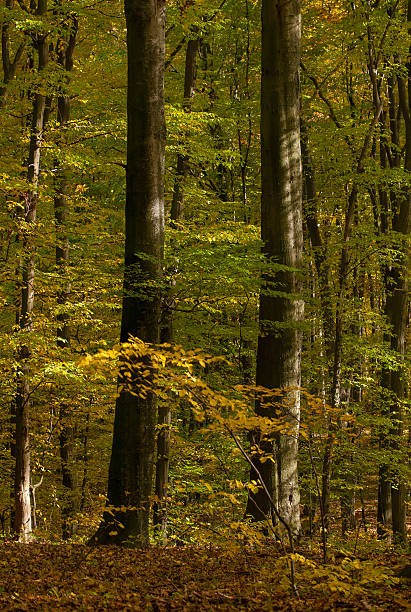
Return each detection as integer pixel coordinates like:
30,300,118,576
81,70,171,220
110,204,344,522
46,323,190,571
0,0,410,609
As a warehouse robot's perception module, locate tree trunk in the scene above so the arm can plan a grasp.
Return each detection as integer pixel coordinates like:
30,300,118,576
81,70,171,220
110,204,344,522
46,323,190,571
153,404,171,538
152,307,173,537
91,0,166,547
320,186,357,531
377,108,394,540
153,31,199,538
320,65,383,529
378,464,392,538
388,17,410,541
245,0,303,536
54,13,79,541
80,406,90,513
340,379,360,536
377,4,410,544
0,0,25,109
300,119,333,353
13,0,48,541
170,34,199,223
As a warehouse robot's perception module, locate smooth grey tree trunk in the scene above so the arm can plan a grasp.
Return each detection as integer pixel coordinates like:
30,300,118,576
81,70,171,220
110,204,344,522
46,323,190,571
245,0,303,536
91,0,166,547
300,119,333,353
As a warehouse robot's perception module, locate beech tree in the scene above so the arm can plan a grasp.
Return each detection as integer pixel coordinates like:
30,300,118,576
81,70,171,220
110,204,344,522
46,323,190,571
92,0,166,546
245,0,303,535
54,10,79,540
0,0,408,554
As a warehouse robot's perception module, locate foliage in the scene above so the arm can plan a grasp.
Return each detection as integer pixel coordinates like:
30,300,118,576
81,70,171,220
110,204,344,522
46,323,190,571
0,542,409,610
0,0,409,604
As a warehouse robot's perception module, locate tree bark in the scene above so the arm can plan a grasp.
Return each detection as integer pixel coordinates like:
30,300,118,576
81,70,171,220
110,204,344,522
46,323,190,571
91,0,166,547
245,0,303,536
170,33,199,223
13,0,48,541
300,119,333,353
53,12,78,541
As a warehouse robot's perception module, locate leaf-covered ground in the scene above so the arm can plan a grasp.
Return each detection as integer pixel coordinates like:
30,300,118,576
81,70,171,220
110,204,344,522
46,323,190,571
0,543,409,610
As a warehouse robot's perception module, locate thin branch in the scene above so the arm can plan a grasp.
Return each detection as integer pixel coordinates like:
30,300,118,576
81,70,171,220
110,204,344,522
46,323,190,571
301,62,343,129
305,436,327,563
223,425,299,598
375,0,400,65
356,101,383,173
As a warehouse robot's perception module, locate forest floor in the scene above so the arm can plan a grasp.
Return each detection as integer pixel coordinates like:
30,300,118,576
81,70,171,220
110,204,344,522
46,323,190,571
0,542,409,610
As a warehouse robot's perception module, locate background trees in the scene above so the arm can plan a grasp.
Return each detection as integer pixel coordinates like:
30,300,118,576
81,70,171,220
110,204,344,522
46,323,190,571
0,0,408,549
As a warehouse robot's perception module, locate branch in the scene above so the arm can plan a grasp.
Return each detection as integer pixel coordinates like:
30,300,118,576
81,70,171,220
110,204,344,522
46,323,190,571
165,36,186,70
30,474,44,492
224,424,299,598
301,62,343,129
12,41,25,70
356,100,383,173
375,0,400,65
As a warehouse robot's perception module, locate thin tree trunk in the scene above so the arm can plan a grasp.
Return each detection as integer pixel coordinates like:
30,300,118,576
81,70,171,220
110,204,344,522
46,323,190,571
153,404,171,538
53,13,79,541
0,0,25,109
340,389,358,536
80,407,90,513
170,34,199,222
320,89,383,530
300,119,333,353
374,65,393,538
13,0,48,541
378,464,392,537
236,0,252,223
91,0,166,547
245,0,303,536
377,105,394,539
153,31,200,538
152,306,173,537
388,12,410,541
